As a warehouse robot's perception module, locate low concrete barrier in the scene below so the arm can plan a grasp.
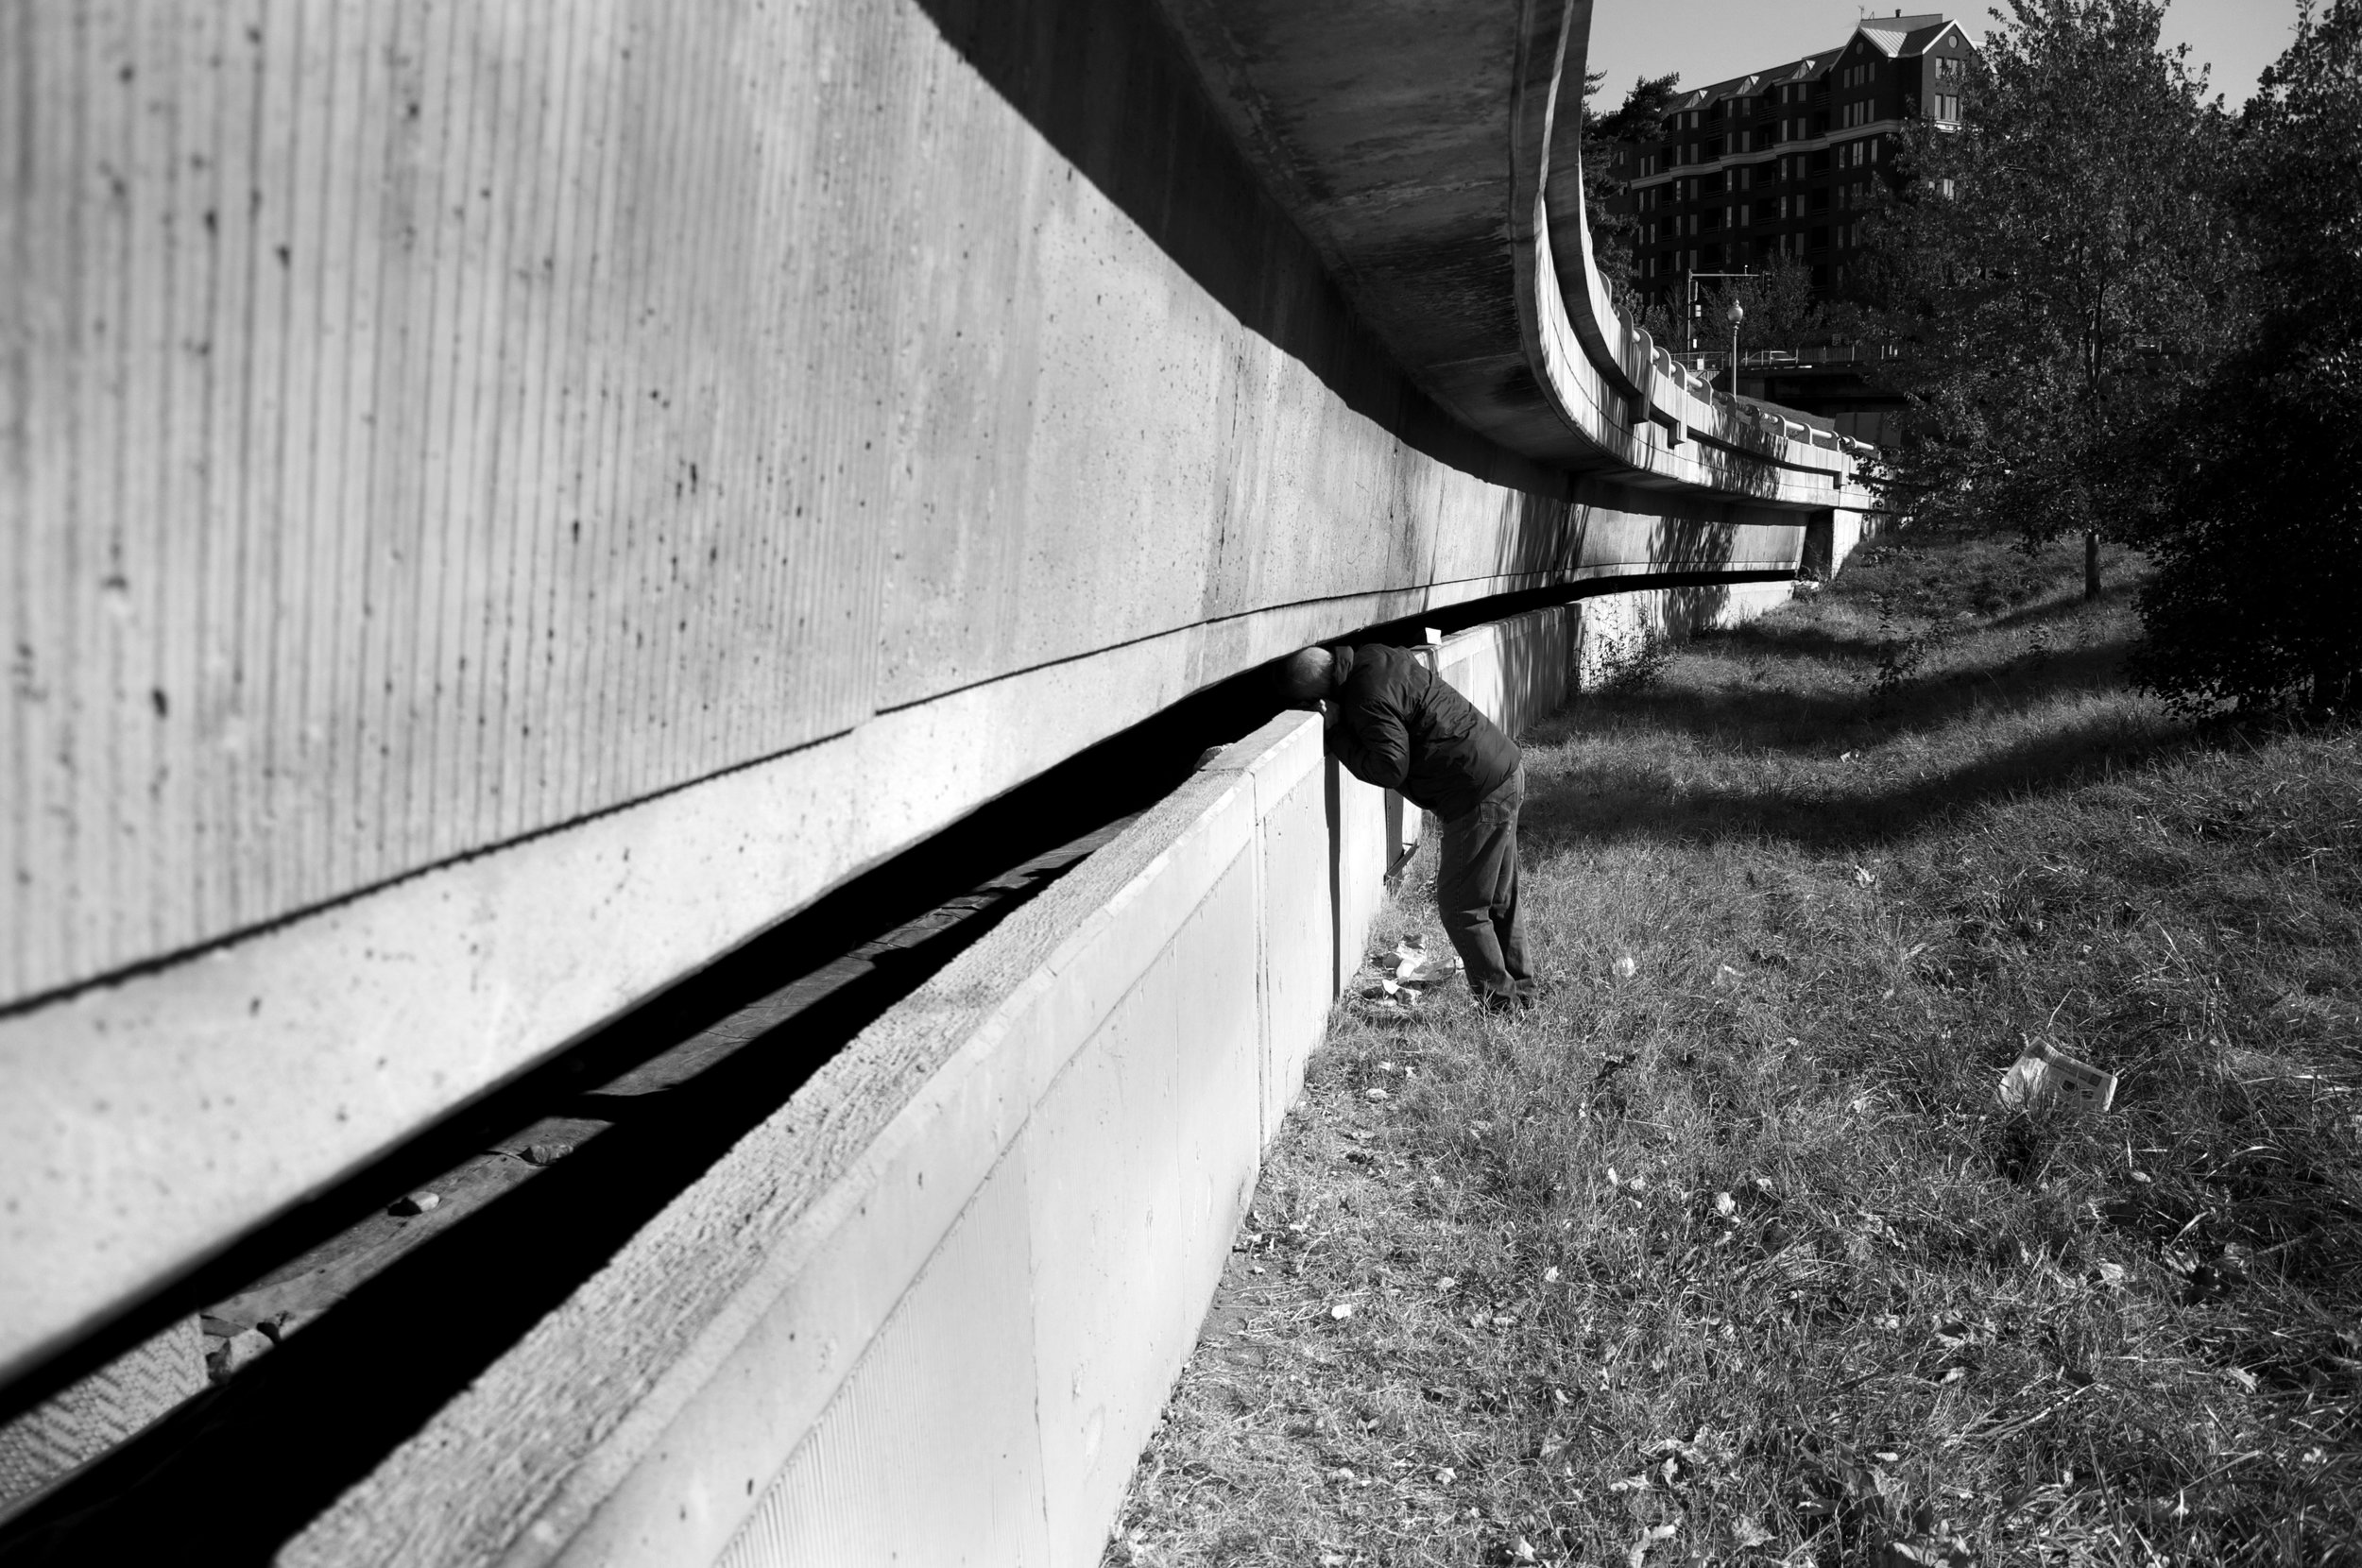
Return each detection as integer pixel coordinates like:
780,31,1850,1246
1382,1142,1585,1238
256,709,1392,1567
260,583,1789,1567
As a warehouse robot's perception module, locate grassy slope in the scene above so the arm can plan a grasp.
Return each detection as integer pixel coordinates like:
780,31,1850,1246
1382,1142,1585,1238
1105,533,2361,1568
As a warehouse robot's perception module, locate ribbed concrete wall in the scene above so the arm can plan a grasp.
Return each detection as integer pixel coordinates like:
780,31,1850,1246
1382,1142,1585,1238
0,0,1831,1401
0,0,1813,1015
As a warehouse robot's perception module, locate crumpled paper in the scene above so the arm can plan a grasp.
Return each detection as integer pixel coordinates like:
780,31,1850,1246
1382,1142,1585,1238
1354,936,1463,1010
1997,1036,2117,1113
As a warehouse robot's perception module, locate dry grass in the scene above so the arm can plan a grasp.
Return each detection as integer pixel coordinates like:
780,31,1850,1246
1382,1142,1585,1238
1104,530,2362,1568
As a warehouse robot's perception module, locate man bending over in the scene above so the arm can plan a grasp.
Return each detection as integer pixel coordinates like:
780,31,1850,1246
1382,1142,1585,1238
1279,642,1537,1013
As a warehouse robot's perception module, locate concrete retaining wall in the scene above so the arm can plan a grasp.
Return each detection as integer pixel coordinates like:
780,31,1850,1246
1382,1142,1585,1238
0,0,1817,1395
1435,576,1804,728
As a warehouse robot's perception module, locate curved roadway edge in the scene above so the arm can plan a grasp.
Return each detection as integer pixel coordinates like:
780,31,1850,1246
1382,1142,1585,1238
1155,0,1879,507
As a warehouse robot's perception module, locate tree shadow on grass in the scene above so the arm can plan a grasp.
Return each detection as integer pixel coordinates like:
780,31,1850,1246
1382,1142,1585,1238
1521,703,2202,855
1981,590,2121,634
1710,622,1893,668
1527,634,2140,759
1516,617,2217,854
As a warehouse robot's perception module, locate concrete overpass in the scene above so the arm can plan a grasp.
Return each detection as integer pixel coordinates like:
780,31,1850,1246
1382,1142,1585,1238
0,0,1874,1559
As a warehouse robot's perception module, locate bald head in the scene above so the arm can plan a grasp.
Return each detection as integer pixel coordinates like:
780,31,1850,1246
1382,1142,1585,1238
1278,645,1337,704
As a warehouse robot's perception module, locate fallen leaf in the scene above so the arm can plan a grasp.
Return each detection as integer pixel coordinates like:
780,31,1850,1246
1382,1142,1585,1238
1733,1516,1773,1548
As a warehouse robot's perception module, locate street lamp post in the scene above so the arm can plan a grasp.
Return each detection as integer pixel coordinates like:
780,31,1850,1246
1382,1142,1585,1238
1683,269,1756,394
1726,298,1745,398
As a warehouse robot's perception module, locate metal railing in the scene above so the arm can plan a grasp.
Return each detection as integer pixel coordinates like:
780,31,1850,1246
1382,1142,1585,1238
1669,341,1905,375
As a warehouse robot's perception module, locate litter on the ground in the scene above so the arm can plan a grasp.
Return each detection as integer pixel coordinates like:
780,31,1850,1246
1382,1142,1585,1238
1996,1036,2117,1113
1352,936,1463,1010
1390,935,1461,984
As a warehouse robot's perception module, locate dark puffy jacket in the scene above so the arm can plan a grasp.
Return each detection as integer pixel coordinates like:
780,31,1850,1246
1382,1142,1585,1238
1326,643,1519,821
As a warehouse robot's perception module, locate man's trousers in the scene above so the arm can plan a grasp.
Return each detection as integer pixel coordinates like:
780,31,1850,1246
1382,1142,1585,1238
1433,764,1534,1008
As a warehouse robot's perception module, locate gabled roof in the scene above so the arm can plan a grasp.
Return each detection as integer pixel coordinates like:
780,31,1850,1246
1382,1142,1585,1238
1672,50,1834,111
1645,14,1968,123
1856,14,1964,58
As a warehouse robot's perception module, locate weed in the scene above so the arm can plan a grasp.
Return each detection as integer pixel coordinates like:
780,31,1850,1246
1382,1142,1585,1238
1591,629,1676,696
1105,533,2361,1568
1870,597,1937,707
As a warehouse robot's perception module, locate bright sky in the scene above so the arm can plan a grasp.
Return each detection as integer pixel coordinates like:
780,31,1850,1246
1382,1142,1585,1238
1585,0,2304,111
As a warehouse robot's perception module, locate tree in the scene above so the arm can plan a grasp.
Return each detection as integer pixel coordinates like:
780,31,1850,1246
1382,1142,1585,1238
2121,0,2362,714
1581,72,1682,313
1703,255,1827,352
1858,0,2241,597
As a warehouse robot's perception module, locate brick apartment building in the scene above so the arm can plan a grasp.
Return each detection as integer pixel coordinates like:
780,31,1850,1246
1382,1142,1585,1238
1604,11,1977,307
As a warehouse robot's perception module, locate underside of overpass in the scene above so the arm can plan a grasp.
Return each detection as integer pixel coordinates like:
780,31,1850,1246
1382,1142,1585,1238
0,0,1875,1559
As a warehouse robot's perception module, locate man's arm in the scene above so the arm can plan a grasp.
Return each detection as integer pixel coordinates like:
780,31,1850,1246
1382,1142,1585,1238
1326,697,1409,790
